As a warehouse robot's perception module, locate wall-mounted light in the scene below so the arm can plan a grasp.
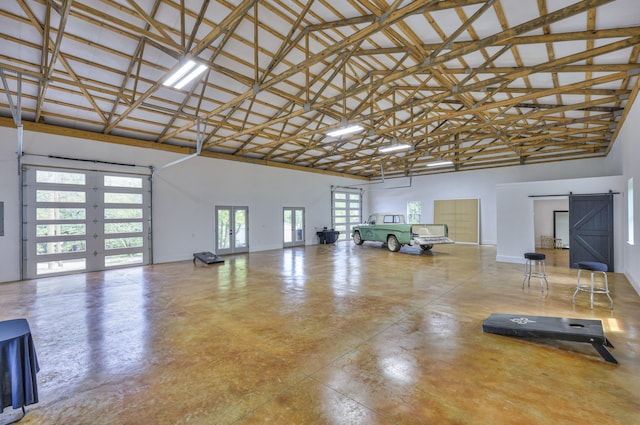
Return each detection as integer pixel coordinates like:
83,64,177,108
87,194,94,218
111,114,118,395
163,60,208,90
326,124,364,138
427,159,453,167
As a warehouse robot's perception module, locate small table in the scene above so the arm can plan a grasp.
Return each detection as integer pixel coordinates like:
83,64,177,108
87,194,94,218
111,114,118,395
0,319,40,415
482,313,617,364
317,230,339,244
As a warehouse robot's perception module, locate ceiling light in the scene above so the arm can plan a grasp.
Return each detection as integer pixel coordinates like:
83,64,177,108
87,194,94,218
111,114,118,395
326,124,364,138
163,60,208,89
427,160,453,167
379,143,411,153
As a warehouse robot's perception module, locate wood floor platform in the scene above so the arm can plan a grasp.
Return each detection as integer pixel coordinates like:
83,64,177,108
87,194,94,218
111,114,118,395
1,244,639,424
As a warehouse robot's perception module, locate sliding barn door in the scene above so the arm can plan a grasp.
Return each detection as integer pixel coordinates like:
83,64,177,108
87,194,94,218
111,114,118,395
569,194,614,271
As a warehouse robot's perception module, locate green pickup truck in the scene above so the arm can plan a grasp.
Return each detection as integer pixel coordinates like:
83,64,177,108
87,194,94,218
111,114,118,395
351,213,454,252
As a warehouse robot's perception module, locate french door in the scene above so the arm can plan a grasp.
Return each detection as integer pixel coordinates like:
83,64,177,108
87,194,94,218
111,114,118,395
283,207,305,247
215,206,249,255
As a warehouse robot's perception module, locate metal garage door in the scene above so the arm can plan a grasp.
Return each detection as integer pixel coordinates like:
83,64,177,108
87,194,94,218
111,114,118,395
332,188,363,241
22,166,151,279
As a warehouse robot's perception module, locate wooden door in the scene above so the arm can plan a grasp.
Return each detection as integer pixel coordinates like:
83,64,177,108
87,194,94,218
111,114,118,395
569,194,614,271
434,199,479,244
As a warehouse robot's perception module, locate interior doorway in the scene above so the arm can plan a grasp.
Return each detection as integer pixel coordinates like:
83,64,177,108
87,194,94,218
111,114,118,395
554,210,570,249
533,198,569,250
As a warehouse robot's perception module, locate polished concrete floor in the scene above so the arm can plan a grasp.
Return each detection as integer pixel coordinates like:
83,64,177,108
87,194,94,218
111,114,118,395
1,243,639,425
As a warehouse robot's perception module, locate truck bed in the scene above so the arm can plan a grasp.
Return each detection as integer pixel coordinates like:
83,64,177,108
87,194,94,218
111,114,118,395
411,224,454,245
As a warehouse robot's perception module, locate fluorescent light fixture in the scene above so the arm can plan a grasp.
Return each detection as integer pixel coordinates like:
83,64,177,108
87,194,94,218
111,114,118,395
379,143,411,153
174,64,207,89
163,60,207,89
326,124,364,138
427,160,453,167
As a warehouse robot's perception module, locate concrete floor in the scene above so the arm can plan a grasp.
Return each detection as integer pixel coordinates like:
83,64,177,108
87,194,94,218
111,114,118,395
1,243,639,424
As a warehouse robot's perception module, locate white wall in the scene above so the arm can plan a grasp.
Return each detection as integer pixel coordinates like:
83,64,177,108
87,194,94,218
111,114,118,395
496,176,625,271
614,91,640,293
151,155,355,262
0,126,360,282
365,157,615,245
0,127,20,283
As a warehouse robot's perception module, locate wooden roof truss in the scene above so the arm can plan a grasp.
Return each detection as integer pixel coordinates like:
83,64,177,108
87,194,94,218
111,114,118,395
0,0,638,179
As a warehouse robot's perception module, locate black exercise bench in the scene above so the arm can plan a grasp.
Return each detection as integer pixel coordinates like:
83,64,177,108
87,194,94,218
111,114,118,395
482,313,617,364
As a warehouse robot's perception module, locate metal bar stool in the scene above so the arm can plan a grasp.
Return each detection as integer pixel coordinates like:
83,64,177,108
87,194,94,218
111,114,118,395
573,261,613,310
522,252,548,292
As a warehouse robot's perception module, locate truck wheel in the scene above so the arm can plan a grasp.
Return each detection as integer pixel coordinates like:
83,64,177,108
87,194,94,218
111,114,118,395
420,244,433,251
387,235,401,252
353,231,364,245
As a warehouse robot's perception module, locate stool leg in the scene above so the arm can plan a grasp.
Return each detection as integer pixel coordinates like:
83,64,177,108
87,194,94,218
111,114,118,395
522,260,531,289
602,271,614,310
536,260,543,292
572,269,582,305
590,271,595,310
539,260,548,291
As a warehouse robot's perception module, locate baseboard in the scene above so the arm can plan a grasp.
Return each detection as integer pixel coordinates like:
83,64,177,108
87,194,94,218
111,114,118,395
624,272,640,296
496,255,526,264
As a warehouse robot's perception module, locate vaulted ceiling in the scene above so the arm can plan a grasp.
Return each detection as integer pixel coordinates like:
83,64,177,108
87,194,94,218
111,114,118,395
1,0,639,179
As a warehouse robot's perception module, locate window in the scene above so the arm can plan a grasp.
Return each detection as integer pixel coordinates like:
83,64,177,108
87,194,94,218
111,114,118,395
383,215,401,223
407,201,422,224
36,170,85,185
629,178,634,245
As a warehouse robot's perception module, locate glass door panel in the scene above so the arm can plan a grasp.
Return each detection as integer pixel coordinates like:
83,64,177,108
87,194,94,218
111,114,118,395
283,207,304,247
216,207,231,251
295,210,304,242
284,210,293,243
234,208,248,250
216,206,249,254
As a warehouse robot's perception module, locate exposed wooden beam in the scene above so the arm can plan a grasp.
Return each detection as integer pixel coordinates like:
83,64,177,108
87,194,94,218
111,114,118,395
104,0,258,134
351,26,640,56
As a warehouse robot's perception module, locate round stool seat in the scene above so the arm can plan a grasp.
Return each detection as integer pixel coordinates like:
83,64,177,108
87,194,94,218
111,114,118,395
577,261,608,272
524,252,546,261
